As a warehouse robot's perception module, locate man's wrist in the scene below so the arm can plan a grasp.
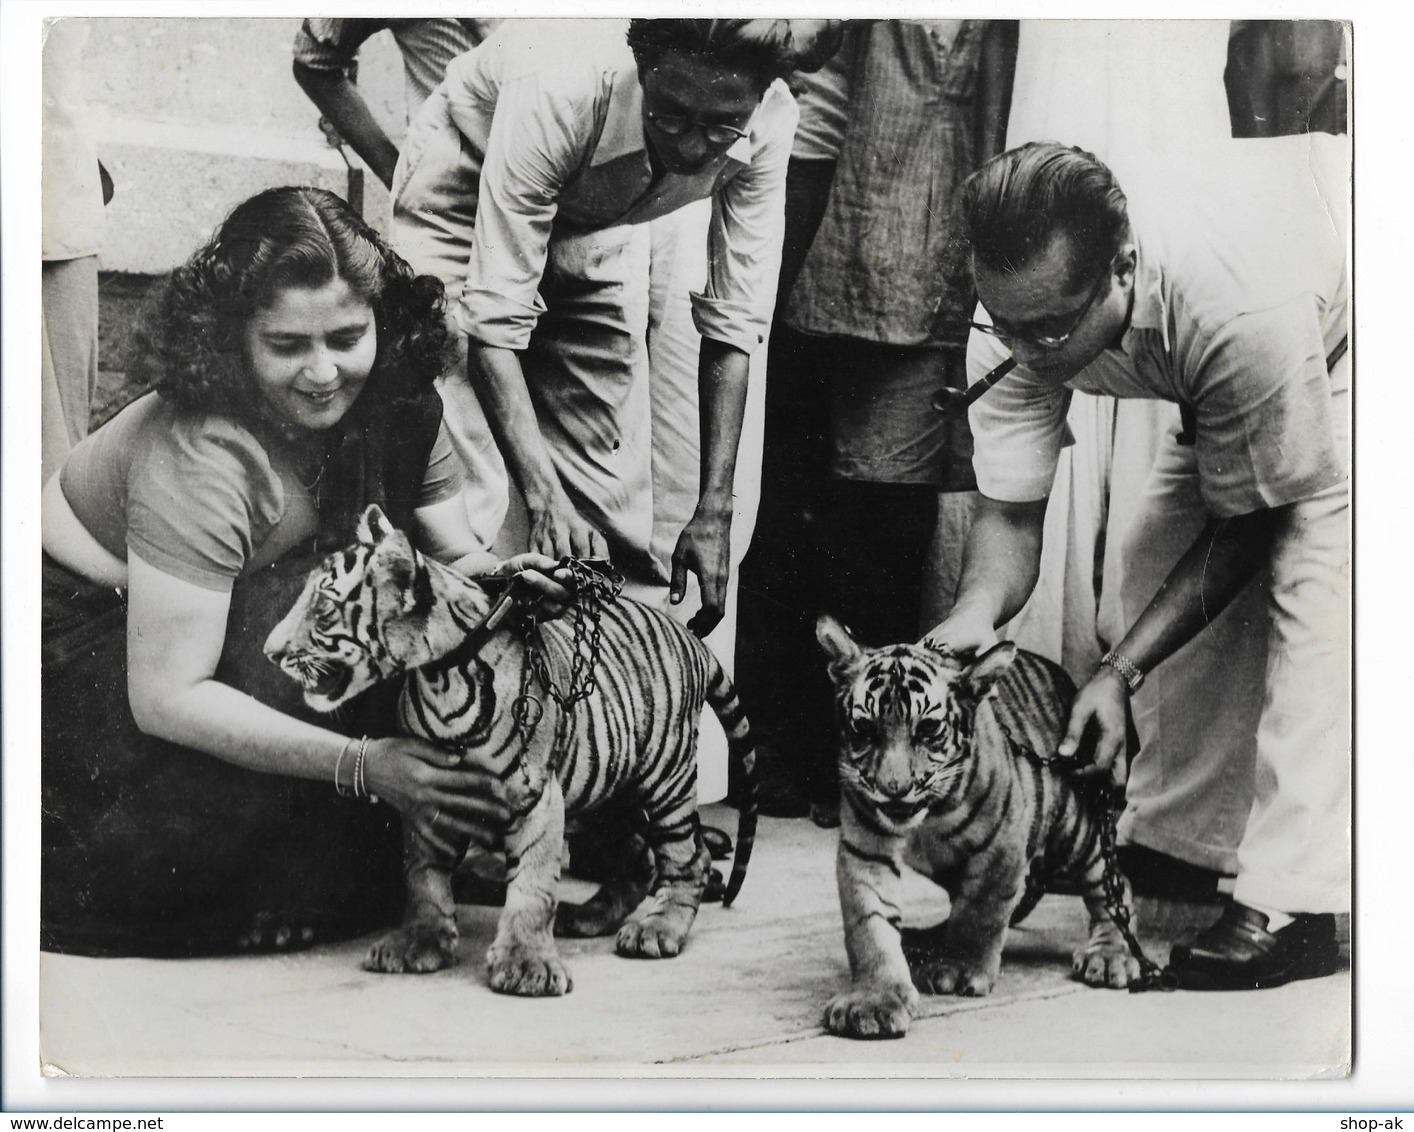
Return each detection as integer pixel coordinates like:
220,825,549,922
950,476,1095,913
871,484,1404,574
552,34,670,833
693,492,735,520
1100,649,1146,694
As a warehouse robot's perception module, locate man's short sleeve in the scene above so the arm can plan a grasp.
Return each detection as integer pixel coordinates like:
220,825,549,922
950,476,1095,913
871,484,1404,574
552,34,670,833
417,419,465,507
1185,298,1344,516
966,326,1070,502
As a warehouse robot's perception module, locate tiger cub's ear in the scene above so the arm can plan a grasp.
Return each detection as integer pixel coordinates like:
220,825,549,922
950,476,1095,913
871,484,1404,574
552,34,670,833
356,504,398,547
365,516,430,617
960,641,1017,699
816,614,864,682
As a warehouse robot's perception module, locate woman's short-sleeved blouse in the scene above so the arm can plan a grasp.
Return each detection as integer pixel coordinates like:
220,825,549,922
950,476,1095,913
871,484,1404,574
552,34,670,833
59,392,460,590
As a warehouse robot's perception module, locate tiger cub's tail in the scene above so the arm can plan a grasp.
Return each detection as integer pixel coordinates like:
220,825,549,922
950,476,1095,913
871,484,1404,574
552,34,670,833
704,659,758,908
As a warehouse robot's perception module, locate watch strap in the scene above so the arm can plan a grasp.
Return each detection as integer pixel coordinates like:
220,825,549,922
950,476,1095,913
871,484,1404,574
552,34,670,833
1100,649,1145,694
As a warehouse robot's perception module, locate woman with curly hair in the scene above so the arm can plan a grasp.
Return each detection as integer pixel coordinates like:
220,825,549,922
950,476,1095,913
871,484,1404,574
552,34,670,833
40,186,564,958
391,18,840,636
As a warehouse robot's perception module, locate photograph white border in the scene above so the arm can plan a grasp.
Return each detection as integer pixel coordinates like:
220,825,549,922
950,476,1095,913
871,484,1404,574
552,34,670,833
3,0,1408,1115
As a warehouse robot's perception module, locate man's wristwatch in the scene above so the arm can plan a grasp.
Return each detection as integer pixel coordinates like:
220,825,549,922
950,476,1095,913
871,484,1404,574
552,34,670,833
1100,649,1146,694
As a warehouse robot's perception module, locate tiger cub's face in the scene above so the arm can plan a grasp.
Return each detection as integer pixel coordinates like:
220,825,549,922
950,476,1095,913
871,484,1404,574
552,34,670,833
264,505,450,712
817,615,1015,830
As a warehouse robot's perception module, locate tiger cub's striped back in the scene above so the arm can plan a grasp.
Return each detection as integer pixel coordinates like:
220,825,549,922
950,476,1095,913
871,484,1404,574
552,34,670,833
816,615,1140,1040
265,505,757,995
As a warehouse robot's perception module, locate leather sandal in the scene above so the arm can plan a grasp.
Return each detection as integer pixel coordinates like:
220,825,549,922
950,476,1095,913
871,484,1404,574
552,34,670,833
1167,899,1343,990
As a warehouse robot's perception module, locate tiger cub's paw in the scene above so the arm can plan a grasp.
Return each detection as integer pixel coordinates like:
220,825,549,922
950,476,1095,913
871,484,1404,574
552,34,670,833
363,923,459,974
1072,941,1141,988
615,916,690,959
487,942,573,996
911,957,998,997
823,984,918,1040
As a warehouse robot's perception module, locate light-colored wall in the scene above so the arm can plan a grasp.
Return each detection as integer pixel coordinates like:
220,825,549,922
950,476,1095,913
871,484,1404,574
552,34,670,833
58,15,407,273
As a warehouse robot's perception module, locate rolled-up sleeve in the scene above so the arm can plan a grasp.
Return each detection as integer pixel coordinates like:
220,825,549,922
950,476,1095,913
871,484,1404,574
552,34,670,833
454,76,593,351
689,82,797,354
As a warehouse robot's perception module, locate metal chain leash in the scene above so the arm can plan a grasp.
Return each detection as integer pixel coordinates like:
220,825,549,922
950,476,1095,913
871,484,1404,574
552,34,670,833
510,557,625,761
989,710,1175,993
1092,780,1179,993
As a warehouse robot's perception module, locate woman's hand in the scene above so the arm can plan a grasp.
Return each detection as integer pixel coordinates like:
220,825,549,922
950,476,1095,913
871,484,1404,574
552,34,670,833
363,737,512,857
1055,667,1132,789
670,504,732,638
490,552,576,619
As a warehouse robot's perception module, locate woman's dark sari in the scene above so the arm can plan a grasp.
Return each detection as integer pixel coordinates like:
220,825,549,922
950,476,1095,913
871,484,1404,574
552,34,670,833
41,385,443,957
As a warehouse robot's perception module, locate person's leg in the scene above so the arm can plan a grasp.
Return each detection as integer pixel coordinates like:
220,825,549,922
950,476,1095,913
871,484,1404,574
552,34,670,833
1114,429,1269,881
1230,478,1351,915
520,224,661,588
42,255,99,484
804,344,952,822
733,161,838,815
1167,359,1349,989
41,555,404,957
1164,476,1350,988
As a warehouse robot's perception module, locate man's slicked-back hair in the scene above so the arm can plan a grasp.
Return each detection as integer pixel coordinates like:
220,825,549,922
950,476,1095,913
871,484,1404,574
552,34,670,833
950,142,1130,291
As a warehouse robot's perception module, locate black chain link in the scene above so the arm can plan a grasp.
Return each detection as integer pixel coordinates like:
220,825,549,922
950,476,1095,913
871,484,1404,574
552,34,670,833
1092,780,1179,993
510,557,625,762
990,710,1175,993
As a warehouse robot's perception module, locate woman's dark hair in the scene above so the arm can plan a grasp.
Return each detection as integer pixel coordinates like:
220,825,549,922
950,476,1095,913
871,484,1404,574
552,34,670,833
948,142,1131,291
626,19,843,92
129,186,448,419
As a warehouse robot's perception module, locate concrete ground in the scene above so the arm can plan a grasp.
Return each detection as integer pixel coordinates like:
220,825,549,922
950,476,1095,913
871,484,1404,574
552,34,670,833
38,803,1351,1081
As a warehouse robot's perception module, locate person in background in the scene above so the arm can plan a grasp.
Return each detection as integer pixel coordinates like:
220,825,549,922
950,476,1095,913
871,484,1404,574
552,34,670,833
739,19,1017,826
42,19,107,484
292,18,501,190
41,187,566,958
1226,19,1348,138
390,18,839,637
931,139,1349,990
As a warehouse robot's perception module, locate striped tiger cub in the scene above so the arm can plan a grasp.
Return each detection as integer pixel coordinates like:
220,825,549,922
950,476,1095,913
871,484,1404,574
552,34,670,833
816,616,1138,1039
264,504,757,997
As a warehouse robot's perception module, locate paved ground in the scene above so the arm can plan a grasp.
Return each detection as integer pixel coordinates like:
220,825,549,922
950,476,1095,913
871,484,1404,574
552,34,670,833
38,804,1351,1082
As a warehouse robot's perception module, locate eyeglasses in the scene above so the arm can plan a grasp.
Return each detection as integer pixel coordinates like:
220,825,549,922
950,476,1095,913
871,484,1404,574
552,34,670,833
645,111,749,148
970,259,1114,351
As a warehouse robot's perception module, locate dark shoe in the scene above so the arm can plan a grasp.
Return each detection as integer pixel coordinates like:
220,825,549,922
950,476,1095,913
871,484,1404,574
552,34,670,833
1117,843,1226,903
1168,900,1343,990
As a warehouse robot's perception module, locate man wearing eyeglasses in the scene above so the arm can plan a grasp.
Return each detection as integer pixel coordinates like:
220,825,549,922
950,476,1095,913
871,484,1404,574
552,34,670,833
926,139,1349,991
390,19,840,634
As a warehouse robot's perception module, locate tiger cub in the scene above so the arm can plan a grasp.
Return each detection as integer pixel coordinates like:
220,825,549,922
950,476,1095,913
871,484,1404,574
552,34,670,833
264,504,757,997
816,615,1138,1039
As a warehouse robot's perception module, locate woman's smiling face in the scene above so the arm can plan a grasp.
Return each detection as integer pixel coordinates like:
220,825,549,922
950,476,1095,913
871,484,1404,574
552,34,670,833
242,277,377,433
